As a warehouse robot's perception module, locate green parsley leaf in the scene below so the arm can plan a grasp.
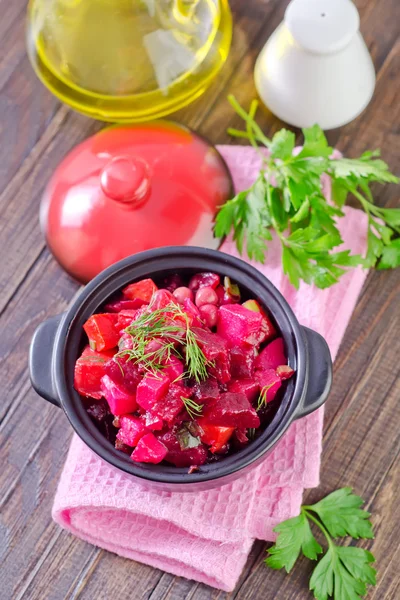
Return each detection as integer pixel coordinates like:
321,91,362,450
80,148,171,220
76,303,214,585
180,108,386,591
377,238,400,269
214,194,241,238
297,125,333,158
310,546,376,600
331,179,349,208
266,513,323,572
309,195,343,237
360,149,381,160
290,197,310,223
378,207,400,228
309,548,334,600
330,157,399,184
335,547,376,586
373,221,392,245
287,178,310,211
308,488,374,540
282,246,301,289
265,488,377,600
269,185,289,230
365,229,383,268
270,129,296,161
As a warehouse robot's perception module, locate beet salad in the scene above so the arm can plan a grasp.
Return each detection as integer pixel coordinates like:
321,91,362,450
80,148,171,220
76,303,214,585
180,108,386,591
74,272,295,469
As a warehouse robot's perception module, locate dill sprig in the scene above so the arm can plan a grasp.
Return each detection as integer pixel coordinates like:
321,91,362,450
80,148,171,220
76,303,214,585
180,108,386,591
184,328,210,382
257,383,275,411
247,428,256,440
116,303,211,383
181,396,203,420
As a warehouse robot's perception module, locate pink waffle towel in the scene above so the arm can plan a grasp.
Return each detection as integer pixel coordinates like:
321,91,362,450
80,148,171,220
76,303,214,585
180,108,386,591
53,146,369,592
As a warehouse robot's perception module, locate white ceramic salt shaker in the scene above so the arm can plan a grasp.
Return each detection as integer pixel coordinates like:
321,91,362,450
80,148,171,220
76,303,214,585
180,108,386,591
254,0,375,130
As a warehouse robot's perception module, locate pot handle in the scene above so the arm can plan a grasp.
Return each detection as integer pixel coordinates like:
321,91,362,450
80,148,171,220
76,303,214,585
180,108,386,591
295,326,333,419
29,314,64,407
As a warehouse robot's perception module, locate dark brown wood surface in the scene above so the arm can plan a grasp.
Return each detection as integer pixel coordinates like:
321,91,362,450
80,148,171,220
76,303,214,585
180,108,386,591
0,1,399,599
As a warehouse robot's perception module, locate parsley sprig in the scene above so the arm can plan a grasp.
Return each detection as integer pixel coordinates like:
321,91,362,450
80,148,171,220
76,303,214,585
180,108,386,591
215,96,399,288
266,487,376,599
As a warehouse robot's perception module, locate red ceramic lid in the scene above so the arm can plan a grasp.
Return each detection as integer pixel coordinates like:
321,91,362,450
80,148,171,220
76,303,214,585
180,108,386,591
41,122,232,283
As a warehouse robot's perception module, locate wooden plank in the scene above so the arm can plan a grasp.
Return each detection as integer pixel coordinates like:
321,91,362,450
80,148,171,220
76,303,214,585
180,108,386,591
0,0,399,598
0,250,79,422
146,542,265,600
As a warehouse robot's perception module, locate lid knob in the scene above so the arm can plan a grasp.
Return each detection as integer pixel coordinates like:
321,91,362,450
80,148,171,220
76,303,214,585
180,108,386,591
100,155,151,206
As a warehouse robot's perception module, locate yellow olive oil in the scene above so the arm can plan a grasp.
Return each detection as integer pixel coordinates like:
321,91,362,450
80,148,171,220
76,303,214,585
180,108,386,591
26,0,232,122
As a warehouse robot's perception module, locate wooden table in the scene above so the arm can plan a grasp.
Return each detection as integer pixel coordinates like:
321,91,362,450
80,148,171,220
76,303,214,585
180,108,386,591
1,1,399,598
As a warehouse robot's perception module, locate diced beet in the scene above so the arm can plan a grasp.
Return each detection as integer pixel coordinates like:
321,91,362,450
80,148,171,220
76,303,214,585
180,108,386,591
114,439,133,454
144,339,164,354
86,399,110,422
215,284,240,306
182,298,203,328
163,311,188,337
123,278,158,302
205,392,260,428
83,313,120,351
242,299,276,341
141,339,171,367
151,385,185,425
234,428,249,445
101,375,137,415
228,379,260,402
192,378,219,403
255,338,287,370
166,446,208,467
81,345,115,359
230,346,256,379
116,415,146,446
157,430,181,452
145,412,164,430
173,287,193,303
131,433,168,464
104,356,141,393
117,310,138,332
215,285,225,305
163,355,184,382
188,272,220,292
74,353,109,399
118,333,133,350
131,304,151,322
192,328,231,383
105,299,145,312
136,373,170,411
85,399,116,442
276,365,295,380
162,273,183,292
157,429,208,466
198,304,218,328
151,289,176,310
195,286,218,308
165,441,208,467
256,369,282,403
217,304,267,348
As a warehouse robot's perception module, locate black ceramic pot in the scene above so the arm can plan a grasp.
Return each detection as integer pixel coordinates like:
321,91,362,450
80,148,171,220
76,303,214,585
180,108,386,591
29,247,332,491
